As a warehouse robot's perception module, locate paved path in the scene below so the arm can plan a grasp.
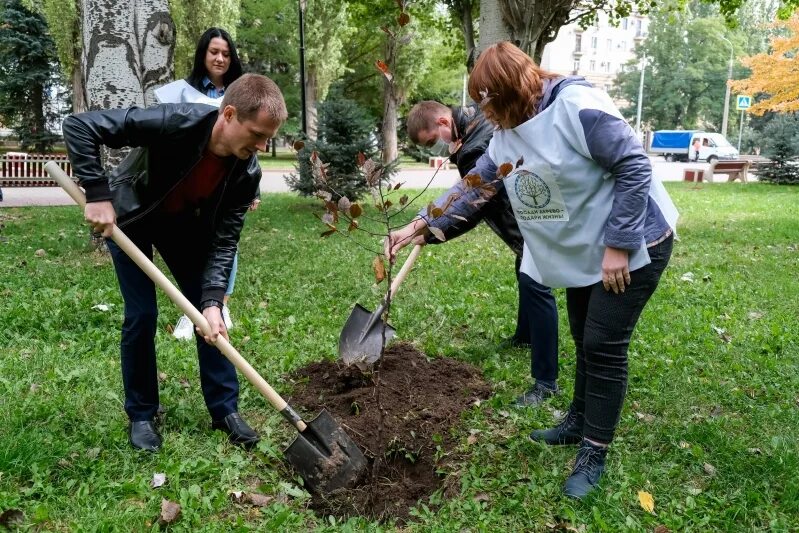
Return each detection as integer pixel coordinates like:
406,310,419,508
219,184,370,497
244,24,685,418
0,158,735,208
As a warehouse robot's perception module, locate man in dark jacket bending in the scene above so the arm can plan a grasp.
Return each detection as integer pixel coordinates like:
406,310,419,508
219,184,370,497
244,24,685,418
63,74,287,451
404,101,560,406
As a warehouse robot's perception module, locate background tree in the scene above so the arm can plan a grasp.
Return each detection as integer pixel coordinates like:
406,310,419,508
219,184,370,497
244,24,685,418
21,0,83,112
443,0,479,68
304,0,355,139
613,7,746,131
288,92,383,199
237,0,301,140
475,0,799,64
168,0,240,78
730,13,799,115
0,0,61,151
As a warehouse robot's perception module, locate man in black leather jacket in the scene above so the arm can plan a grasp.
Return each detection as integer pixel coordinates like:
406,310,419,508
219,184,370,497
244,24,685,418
400,101,560,407
62,74,287,451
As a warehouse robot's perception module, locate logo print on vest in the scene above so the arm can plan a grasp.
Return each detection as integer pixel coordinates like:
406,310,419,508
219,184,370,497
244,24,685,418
514,170,551,209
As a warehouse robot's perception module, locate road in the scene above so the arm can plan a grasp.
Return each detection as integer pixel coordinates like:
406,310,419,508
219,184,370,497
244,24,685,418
0,157,738,208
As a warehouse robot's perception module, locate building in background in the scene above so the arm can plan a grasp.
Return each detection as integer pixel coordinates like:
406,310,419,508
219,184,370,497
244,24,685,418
540,12,648,101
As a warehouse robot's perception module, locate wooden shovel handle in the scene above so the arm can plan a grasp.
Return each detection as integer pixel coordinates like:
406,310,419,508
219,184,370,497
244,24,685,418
45,162,307,432
388,243,422,300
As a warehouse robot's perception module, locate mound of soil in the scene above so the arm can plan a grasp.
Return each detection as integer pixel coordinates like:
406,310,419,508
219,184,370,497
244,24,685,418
288,343,491,522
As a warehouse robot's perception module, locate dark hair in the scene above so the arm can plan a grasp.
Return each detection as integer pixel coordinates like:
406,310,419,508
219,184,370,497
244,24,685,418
186,27,243,92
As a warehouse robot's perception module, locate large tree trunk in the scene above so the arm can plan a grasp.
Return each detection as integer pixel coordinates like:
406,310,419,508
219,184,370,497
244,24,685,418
380,35,399,165
305,69,319,141
381,78,398,165
79,0,175,248
477,0,571,63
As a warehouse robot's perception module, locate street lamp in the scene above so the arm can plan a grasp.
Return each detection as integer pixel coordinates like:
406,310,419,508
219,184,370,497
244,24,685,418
719,35,733,138
635,53,646,140
298,0,307,136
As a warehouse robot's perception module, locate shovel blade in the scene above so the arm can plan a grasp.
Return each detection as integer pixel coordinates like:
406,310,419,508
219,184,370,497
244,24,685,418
284,409,367,494
338,304,395,366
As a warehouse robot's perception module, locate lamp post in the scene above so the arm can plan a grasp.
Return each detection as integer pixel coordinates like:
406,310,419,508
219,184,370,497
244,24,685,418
298,0,307,136
719,35,733,138
635,53,646,140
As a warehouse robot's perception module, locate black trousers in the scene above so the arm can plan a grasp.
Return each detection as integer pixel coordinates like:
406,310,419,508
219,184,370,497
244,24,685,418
514,256,560,383
106,214,238,422
566,235,673,443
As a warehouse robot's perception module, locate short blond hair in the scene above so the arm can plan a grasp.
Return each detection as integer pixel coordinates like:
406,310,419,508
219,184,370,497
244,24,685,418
407,101,451,144
221,73,288,124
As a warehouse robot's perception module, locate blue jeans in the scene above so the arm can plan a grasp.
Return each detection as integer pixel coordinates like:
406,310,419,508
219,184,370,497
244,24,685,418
567,234,673,443
514,256,560,383
106,215,239,421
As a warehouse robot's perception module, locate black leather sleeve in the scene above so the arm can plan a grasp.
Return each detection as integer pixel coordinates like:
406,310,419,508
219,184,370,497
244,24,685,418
62,106,173,203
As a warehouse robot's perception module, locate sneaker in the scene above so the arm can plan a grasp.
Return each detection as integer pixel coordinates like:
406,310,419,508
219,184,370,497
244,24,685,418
222,305,233,330
514,382,559,407
529,406,583,445
564,441,607,499
173,315,194,340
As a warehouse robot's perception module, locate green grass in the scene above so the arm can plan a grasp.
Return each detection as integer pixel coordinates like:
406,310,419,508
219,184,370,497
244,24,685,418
1,183,797,531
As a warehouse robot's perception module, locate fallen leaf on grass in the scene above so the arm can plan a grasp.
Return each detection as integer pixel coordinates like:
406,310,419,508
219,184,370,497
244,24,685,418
680,272,695,282
91,304,111,312
151,473,166,489
679,441,690,449
709,405,723,418
654,526,672,533
638,490,655,514
158,372,167,382
158,499,181,527
29,383,40,393
635,412,656,423
711,325,732,343
473,492,490,503
35,249,46,257
545,522,585,532
747,311,764,320
466,429,481,446
703,463,717,476
86,447,101,459
747,448,763,455
0,509,24,529
230,491,274,507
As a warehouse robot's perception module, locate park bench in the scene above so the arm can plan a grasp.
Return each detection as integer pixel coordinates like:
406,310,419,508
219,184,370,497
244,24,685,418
428,156,451,170
683,159,751,184
0,153,73,187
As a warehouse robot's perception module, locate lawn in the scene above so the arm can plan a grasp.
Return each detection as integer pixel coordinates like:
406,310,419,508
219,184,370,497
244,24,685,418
0,183,797,531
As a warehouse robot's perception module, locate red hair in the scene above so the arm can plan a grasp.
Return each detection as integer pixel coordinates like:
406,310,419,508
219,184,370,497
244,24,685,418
468,42,560,129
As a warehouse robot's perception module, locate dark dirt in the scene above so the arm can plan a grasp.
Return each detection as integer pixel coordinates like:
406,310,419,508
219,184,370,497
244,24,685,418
288,342,492,522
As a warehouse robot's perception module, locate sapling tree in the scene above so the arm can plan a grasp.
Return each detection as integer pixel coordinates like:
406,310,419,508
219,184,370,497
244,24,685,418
299,6,517,501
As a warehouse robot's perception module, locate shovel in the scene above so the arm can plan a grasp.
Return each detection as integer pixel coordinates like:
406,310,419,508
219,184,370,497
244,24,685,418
339,243,422,366
46,162,366,495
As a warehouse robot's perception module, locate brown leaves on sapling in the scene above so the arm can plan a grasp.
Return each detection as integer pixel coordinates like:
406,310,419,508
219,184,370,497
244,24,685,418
292,140,305,151
349,203,363,218
373,255,386,283
397,12,410,26
464,173,482,188
497,162,514,177
376,60,393,82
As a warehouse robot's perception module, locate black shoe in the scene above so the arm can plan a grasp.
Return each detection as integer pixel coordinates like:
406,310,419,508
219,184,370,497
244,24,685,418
129,420,161,452
564,441,607,499
514,382,559,407
530,406,583,445
212,412,260,449
498,335,531,350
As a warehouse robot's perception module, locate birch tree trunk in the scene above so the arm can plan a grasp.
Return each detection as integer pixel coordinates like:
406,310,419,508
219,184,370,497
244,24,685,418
81,0,175,114
380,35,398,165
477,0,572,63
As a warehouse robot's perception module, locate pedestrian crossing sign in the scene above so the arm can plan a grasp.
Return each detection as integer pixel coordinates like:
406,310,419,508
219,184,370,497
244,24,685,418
736,95,752,111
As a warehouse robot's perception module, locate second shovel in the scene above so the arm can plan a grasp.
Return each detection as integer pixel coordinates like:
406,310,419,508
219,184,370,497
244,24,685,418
338,244,422,366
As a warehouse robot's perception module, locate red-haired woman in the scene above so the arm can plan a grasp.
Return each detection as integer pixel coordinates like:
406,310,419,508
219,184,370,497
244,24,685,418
386,41,678,499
